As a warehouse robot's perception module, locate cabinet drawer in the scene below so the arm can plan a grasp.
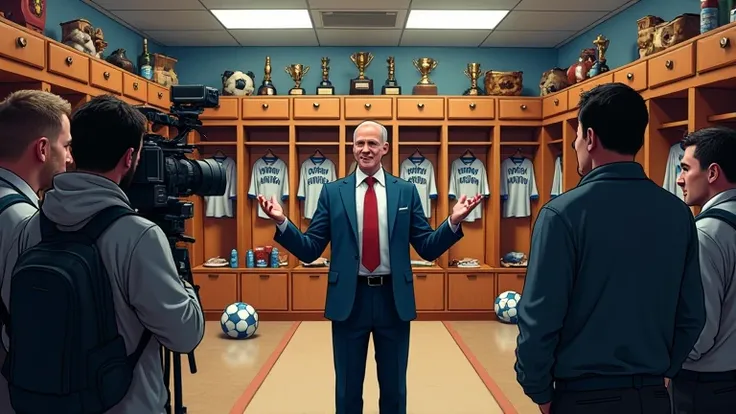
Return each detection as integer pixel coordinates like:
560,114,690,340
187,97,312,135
243,98,289,120
648,43,695,88
499,99,541,120
47,43,89,84
293,97,340,119
567,72,613,108
542,93,567,118
147,83,170,108
122,73,147,102
0,21,45,69
240,273,288,311
345,97,392,120
397,97,444,120
414,273,444,311
89,60,122,94
447,98,495,120
291,273,327,311
613,61,647,92
448,273,495,310
496,272,525,295
193,272,238,311
696,24,736,74
201,96,239,119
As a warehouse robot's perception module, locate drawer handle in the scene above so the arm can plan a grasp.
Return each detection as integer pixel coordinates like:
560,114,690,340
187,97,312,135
313,102,320,108
16,37,27,48
417,103,424,108
364,103,371,109
721,37,730,48
133,82,139,90
466,274,477,280
665,60,673,70
469,102,476,109
259,274,270,279
262,103,269,109
553,98,559,105
65,56,73,65
158,92,163,98
309,274,320,279
520,104,527,110
103,71,110,80
627,72,633,80
416,274,427,279
208,274,218,278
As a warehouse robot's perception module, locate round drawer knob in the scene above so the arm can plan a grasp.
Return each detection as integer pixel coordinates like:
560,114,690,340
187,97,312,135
103,71,110,80
469,102,476,109
665,60,673,69
313,102,320,108
262,103,269,109
65,56,73,65
417,103,424,108
721,37,730,48
16,37,27,48
627,72,633,80
133,82,139,90
520,104,527,110
364,103,371,109
158,92,163,98
554,99,559,105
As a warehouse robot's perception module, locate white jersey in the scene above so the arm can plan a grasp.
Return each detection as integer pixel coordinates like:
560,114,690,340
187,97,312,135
399,156,437,218
663,143,684,201
247,155,289,219
297,156,336,220
551,156,562,197
204,156,237,218
500,156,538,218
448,156,490,222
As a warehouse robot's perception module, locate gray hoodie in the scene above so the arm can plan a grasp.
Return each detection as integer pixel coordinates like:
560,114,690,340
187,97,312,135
1,172,205,414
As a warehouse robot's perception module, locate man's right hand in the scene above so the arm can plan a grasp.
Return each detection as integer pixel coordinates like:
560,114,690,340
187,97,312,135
257,194,286,224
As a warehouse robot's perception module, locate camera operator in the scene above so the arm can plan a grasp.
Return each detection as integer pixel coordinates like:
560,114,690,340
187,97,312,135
0,94,205,414
0,89,74,413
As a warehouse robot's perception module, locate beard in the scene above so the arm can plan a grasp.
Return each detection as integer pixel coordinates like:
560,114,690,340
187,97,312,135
119,164,137,190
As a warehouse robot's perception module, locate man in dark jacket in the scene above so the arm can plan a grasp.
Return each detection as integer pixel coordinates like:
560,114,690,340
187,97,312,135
514,82,706,414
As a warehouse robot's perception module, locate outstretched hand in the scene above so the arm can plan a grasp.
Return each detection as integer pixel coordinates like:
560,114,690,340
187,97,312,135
257,194,286,224
450,194,483,226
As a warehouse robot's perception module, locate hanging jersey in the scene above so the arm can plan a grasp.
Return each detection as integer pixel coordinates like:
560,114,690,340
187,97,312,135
663,143,685,201
204,156,237,218
551,156,562,197
297,156,337,220
400,156,437,218
448,156,490,222
247,156,289,219
500,157,539,218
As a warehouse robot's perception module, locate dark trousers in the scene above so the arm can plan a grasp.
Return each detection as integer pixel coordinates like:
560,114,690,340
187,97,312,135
670,369,736,414
332,276,410,414
551,375,671,414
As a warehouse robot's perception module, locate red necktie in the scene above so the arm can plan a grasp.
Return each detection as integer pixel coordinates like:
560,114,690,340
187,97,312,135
362,176,380,272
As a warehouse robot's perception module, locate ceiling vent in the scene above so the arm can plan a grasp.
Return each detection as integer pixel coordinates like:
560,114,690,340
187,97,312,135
320,11,398,28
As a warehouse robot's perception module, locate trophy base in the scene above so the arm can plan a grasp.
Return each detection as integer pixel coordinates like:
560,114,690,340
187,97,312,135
350,78,374,95
257,82,277,95
316,85,335,95
463,87,484,96
382,85,401,95
412,84,438,95
288,88,305,95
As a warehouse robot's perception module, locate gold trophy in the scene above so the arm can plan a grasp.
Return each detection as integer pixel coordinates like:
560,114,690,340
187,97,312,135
349,51,374,95
593,34,610,73
382,56,401,95
284,63,309,95
257,56,277,95
412,57,438,95
316,57,334,95
463,62,484,96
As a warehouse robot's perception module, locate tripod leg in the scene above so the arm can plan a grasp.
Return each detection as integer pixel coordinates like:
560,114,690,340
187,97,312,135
174,352,185,414
163,347,172,414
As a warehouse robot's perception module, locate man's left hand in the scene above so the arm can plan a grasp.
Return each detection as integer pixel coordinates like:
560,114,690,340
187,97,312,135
450,194,483,225
539,402,551,414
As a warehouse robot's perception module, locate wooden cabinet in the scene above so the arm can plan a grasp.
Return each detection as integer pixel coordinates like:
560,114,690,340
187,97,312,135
292,271,327,311
447,272,496,311
496,271,526,295
345,97,392,119
293,97,340,119
240,272,288,311
499,98,542,120
413,272,444,311
447,97,495,120
397,97,444,119
193,272,238,311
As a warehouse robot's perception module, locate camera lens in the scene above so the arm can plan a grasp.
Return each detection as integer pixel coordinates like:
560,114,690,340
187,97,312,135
167,157,227,197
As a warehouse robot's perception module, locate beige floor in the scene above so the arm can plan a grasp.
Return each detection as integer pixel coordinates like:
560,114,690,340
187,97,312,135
244,321,503,414
449,321,539,414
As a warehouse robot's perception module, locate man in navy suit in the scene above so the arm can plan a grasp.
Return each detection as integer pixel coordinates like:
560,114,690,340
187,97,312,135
257,120,482,414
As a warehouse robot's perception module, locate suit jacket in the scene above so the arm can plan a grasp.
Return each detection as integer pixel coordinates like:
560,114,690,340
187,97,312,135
274,171,463,321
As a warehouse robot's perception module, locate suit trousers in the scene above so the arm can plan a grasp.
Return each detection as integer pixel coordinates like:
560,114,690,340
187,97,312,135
550,375,670,414
669,369,736,414
332,276,410,414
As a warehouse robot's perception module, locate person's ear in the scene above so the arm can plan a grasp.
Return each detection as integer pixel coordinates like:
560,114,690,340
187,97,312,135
585,128,597,152
123,147,135,168
707,163,720,184
34,137,50,162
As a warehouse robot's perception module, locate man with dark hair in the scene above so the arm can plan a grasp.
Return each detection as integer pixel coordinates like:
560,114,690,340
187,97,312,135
672,126,736,413
1,95,204,414
0,89,74,414
514,82,705,414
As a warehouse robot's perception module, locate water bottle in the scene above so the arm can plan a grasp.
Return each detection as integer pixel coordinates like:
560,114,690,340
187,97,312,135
230,249,238,268
271,247,280,268
246,249,255,268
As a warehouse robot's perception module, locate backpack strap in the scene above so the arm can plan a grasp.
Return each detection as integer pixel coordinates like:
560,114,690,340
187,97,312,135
0,194,34,338
695,208,736,232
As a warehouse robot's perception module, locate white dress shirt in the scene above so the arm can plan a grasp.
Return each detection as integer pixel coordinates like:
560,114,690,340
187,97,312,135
276,166,459,276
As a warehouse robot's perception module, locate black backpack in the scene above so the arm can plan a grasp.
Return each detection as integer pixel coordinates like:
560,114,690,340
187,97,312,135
695,207,736,231
0,205,153,414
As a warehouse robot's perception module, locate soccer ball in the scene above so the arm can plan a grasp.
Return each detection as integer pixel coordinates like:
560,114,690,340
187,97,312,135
220,302,259,339
494,290,521,324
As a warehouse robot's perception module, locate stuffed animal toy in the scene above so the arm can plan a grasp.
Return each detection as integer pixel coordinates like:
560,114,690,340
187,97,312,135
222,71,255,96
539,67,571,96
62,28,96,57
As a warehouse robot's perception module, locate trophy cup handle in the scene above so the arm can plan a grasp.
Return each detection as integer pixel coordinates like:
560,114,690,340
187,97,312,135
412,59,420,72
463,68,470,78
431,60,438,70
366,54,374,66
303,65,310,76
350,54,357,65
284,66,291,76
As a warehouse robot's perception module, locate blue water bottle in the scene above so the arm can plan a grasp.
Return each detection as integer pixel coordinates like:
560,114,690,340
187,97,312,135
271,247,280,268
246,249,255,268
230,249,238,268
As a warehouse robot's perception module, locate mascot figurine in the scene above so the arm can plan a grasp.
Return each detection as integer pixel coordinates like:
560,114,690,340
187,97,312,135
222,70,255,96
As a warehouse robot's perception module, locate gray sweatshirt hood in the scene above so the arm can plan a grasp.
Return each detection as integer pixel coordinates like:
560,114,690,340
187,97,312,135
42,172,133,229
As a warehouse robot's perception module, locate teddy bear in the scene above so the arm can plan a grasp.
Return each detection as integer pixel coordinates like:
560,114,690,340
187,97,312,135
222,71,255,96
538,67,571,96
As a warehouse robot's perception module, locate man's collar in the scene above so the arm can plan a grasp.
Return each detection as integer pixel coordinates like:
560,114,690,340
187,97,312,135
702,188,736,211
0,167,40,207
578,161,648,187
355,165,385,187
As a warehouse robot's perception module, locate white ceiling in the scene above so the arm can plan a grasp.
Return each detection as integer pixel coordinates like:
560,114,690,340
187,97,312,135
82,0,639,48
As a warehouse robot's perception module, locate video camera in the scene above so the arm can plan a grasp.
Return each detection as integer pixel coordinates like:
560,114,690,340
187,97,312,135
129,84,227,414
